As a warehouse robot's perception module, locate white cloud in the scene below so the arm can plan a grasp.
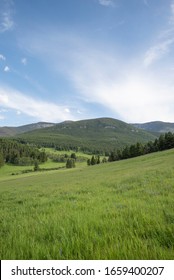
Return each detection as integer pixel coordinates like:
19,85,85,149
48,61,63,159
4,66,10,72
144,1,174,67
143,39,174,67
170,0,174,22
64,108,70,113
0,108,8,113
0,0,14,33
0,54,6,60
0,86,75,122
143,0,149,7
70,58,174,122
0,115,5,120
20,28,174,123
21,58,27,65
98,0,115,7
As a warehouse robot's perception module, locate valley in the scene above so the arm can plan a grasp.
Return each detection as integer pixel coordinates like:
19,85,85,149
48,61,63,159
0,117,174,260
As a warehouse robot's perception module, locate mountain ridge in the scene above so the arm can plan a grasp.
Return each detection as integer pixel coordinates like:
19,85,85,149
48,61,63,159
0,122,55,137
132,121,174,133
9,117,157,153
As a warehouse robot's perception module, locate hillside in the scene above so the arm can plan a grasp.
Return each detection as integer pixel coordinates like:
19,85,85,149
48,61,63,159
132,121,174,133
0,122,55,137
15,118,156,153
0,149,174,259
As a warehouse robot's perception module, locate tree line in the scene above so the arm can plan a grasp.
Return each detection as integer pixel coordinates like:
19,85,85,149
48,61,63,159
0,138,47,168
108,132,174,162
86,132,174,166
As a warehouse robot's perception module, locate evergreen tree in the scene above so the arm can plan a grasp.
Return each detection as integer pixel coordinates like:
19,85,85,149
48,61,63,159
71,153,77,160
102,157,107,163
96,155,100,164
0,152,4,168
34,161,39,171
91,155,96,165
66,158,76,168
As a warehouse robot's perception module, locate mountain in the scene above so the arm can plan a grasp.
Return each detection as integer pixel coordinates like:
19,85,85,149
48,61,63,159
13,118,157,153
132,121,174,133
0,122,55,137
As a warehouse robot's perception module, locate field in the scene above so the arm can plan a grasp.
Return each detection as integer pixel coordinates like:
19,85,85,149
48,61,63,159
0,149,174,259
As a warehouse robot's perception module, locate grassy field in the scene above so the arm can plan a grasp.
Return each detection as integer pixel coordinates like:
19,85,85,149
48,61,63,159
0,149,174,259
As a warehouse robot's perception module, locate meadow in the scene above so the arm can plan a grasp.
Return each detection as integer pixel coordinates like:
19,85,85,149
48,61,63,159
0,149,174,259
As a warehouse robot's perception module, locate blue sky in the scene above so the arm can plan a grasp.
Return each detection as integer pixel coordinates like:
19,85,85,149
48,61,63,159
0,0,174,126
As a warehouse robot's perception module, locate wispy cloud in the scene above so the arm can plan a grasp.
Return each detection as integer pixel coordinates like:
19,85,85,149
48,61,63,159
98,0,115,7
0,86,75,122
4,66,10,72
21,58,27,65
0,114,5,120
143,39,174,67
21,29,174,123
143,1,174,67
0,0,14,33
170,0,174,23
143,0,149,7
0,54,6,60
69,52,174,122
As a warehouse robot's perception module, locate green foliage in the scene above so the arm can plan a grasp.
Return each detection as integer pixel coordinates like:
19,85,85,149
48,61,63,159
66,158,76,168
87,155,101,166
0,152,4,168
0,149,174,259
0,138,47,166
33,161,40,171
108,132,174,162
14,118,156,154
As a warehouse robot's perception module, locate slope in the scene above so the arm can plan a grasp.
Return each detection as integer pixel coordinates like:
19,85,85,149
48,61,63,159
15,118,156,153
133,121,174,133
0,122,55,137
0,149,174,259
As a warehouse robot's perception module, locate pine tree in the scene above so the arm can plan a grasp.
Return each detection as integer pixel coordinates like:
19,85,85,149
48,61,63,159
91,155,96,165
34,161,39,171
66,158,76,168
0,152,4,168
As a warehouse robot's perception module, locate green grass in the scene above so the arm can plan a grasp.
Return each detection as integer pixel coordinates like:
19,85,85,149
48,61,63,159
0,149,174,259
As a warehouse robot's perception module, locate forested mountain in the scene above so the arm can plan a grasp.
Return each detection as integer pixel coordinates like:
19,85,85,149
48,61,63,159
0,122,55,137
132,121,174,133
14,118,156,154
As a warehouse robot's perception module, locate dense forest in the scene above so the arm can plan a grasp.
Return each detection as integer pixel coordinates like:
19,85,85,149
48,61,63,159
0,138,47,167
86,132,174,165
108,132,174,162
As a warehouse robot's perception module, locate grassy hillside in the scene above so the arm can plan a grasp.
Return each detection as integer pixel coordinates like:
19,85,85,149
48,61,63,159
15,118,156,153
0,149,174,259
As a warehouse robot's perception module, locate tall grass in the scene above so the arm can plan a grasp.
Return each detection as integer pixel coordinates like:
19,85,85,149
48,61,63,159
0,149,174,259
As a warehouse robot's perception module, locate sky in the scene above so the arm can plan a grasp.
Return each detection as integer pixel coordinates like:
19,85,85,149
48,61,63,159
0,0,174,126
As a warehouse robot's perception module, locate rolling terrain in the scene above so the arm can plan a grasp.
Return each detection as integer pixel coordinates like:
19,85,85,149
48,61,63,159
14,118,157,153
0,149,174,259
0,122,55,137
133,121,174,133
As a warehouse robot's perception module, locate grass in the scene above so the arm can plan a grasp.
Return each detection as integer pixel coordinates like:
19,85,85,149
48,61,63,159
0,149,174,259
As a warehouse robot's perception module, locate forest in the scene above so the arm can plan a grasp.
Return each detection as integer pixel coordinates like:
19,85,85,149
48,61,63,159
108,132,174,162
86,132,174,165
0,138,47,168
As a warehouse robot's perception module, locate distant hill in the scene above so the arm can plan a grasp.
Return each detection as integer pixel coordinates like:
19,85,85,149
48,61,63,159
132,121,174,133
13,118,157,153
0,122,55,137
